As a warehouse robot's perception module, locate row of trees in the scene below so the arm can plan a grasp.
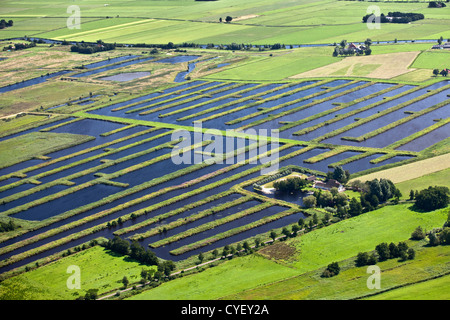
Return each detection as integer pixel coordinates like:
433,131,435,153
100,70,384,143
0,19,13,29
303,188,349,209
104,236,160,266
3,42,36,51
70,40,115,54
273,176,309,193
433,69,449,77
362,12,424,24
413,186,449,211
356,241,415,267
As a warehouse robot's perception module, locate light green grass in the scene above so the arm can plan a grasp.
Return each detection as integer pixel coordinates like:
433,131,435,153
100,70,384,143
0,131,94,169
411,50,450,70
227,240,450,300
396,167,450,199
203,47,342,81
286,204,448,273
365,274,450,300
127,254,299,300
0,245,155,300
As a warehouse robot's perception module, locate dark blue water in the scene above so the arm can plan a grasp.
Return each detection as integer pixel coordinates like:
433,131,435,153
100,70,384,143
0,70,71,94
71,56,155,78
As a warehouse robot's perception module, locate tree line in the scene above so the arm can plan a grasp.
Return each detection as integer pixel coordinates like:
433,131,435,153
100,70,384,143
70,40,115,54
0,19,13,29
362,11,425,24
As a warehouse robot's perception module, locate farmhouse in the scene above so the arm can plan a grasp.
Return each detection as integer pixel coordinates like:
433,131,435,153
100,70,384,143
431,42,450,49
313,179,344,192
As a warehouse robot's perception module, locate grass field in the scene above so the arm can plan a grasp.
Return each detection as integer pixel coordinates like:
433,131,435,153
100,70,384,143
0,131,94,169
1,0,450,44
365,274,450,300
227,240,450,300
350,153,450,184
396,167,450,199
128,254,299,300
291,51,420,79
0,245,156,300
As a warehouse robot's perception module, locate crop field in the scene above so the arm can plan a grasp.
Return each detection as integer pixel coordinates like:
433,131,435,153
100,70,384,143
0,0,448,304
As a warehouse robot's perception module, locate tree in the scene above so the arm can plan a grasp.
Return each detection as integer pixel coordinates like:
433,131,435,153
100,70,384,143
439,227,450,245
198,252,204,263
356,252,369,267
411,226,426,240
375,242,390,261
331,166,350,183
368,253,378,265
440,69,449,77
348,197,362,216
433,69,440,76
270,230,277,242
388,242,399,258
225,16,233,23
303,195,317,208
407,248,416,260
312,213,318,225
317,191,333,207
409,189,415,200
84,289,99,300
298,218,305,230
291,224,300,236
415,186,449,211
122,276,129,288
334,192,348,207
321,262,340,278
282,227,291,238
428,231,440,246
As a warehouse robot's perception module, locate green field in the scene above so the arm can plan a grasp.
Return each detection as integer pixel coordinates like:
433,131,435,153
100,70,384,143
1,0,450,44
365,274,450,300
396,167,450,199
0,131,94,169
0,245,156,300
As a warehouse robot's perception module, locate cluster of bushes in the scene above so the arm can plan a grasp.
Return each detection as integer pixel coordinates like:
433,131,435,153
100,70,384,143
303,188,349,209
410,186,449,211
0,19,13,29
3,41,36,51
356,241,415,267
252,168,293,190
273,176,309,193
332,39,372,57
412,214,450,246
428,1,447,7
70,40,115,54
326,166,351,184
433,69,449,77
61,239,99,258
0,219,19,233
103,236,160,266
362,12,424,24
321,262,340,278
